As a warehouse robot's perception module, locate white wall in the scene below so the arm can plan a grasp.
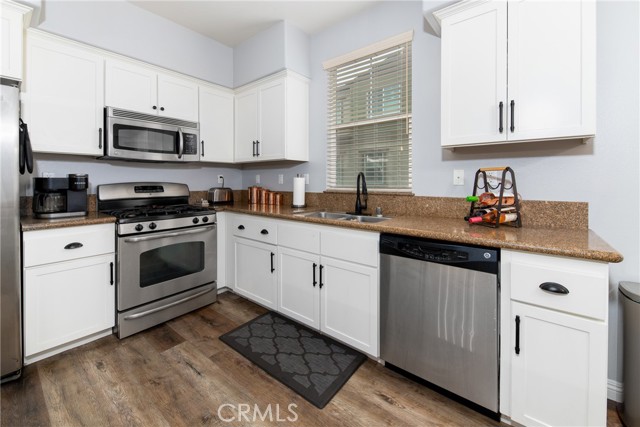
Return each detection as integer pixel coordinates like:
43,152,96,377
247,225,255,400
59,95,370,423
245,0,640,384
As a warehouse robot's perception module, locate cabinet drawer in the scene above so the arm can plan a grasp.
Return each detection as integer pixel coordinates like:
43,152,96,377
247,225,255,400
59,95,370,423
231,215,277,245
278,222,320,253
23,224,115,267
510,252,608,320
321,228,379,267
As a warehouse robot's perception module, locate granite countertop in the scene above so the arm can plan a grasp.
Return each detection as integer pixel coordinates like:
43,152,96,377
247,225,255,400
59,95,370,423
221,204,623,263
21,212,116,232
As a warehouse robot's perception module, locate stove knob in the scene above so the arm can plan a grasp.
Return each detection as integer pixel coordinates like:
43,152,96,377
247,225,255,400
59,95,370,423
192,217,200,224
202,216,209,223
135,224,144,232
148,222,157,230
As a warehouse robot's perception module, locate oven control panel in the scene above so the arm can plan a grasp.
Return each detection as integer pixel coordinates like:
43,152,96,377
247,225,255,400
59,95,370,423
118,214,216,236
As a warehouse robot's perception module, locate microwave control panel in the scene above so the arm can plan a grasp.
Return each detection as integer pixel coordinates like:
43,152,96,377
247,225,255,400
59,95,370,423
183,133,198,155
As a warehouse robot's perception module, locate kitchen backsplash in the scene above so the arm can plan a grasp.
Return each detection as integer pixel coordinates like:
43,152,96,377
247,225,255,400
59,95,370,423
22,192,588,230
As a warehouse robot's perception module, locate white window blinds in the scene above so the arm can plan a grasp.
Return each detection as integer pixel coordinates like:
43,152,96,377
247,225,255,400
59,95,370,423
324,32,413,191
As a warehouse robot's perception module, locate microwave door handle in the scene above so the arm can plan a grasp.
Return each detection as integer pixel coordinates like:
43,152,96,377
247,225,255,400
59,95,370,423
177,127,184,159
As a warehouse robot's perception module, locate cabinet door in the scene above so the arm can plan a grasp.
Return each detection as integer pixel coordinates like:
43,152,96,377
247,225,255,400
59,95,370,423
199,84,234,163
234,89,259,162
278,247,320,329
105,58,157,115
157,73,198,122
233,237,277,310
440,1,507,147
510,301,607,427
320,257,378,356
508,0,595,141
24,254,115,357
257,79,286,160
24,32,105,156
1,2,30,80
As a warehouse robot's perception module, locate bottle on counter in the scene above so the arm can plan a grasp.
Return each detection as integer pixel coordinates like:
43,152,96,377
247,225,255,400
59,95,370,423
466,192,516,206
468,209,518,225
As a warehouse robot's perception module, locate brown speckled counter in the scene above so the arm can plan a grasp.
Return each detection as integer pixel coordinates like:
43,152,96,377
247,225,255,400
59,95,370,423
21,212,116,232
220,204,623,263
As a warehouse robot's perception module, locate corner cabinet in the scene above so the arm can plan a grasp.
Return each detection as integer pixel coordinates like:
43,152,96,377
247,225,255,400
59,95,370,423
199,83,234,163
436,0,595,148
501,250,608,427
234,70,309,163
23,29,105,156
105,58,199,122
22,223,116,364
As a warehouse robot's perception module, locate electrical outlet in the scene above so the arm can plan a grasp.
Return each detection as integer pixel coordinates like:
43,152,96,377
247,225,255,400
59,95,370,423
453,169,464,186
217,175,224,184
278,174,284,185
255,174,260,184
304,173,309,185
41,172,55,178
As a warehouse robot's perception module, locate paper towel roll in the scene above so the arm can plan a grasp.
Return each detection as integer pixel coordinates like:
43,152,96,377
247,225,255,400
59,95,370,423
293,176,305,207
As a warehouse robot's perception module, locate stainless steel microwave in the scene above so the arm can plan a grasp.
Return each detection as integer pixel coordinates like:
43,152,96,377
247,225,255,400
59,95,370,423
103,107,200,162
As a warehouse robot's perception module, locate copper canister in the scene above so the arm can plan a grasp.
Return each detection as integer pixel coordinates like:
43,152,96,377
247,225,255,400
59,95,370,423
259,188,269,205
248,186,261,204
267,192,276,205
274,193,283,206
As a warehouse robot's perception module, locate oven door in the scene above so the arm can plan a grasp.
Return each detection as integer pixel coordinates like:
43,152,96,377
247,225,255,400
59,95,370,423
117,224,216,311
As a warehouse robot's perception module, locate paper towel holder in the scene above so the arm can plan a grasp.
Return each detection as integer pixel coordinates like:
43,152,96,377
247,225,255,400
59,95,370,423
292,174,306,208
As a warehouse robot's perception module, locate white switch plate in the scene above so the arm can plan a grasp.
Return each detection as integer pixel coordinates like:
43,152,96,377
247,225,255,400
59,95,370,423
255,174,260,184
278,174,284,184
217,175,224,184
304,173,309,185
453,169,464,186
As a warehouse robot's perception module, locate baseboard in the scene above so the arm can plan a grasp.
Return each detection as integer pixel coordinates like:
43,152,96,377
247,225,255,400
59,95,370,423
608,379,623,402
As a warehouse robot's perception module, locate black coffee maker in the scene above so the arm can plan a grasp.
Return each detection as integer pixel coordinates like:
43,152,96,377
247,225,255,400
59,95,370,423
33,174,88,218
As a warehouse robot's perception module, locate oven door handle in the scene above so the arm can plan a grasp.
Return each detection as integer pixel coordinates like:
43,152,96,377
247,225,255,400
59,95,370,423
122,285,216,321
123,225,215,243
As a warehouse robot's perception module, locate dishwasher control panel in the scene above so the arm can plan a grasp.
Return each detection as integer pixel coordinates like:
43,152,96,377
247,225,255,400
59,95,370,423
398,242,469,262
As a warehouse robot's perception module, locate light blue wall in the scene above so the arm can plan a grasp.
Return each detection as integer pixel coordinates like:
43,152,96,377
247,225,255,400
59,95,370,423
29,0,234,86
233,20,309,87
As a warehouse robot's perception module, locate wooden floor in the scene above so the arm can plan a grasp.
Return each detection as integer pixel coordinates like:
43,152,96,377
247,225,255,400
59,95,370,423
1,292,624,426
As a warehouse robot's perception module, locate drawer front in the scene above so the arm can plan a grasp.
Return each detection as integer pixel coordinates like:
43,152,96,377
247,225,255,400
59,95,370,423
509,252,608,320
321,228,379,267
231,215,277,245
23,223,115,267
278,222,320,253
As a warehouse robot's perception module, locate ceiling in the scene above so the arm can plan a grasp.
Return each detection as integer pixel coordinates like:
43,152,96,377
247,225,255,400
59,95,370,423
128,1,382,47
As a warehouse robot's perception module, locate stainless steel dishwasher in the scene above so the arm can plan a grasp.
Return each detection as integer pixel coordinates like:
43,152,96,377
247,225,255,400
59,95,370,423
380,234,499,414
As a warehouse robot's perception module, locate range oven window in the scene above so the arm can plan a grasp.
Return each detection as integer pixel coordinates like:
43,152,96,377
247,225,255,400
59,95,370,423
114,124,177,154
139,242,204,287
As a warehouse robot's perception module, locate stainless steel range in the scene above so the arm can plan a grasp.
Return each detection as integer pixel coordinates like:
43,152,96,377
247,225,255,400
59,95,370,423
97,182,217,338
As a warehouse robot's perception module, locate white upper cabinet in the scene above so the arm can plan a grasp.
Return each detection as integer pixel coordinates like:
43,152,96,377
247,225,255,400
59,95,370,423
437,0,595,147
234,70,309,163
1,0,32,80
199,83,234,163
105,58,198,122
23,30,105,156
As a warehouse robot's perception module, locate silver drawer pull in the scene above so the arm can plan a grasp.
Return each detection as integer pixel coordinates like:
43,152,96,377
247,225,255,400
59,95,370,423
64,242,83,250
539,282,570,295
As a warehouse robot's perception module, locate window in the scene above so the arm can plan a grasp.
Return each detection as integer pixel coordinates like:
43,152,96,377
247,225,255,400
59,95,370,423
324,31,413,191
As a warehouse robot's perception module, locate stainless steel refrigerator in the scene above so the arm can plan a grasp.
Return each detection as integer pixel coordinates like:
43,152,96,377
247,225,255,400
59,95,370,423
1,78,23,382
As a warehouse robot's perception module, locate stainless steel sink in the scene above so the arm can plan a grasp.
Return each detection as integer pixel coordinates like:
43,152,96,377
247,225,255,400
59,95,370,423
299,211,391,223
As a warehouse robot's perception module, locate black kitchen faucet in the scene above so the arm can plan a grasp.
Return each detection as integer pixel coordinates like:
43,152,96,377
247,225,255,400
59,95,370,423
354,172,368,215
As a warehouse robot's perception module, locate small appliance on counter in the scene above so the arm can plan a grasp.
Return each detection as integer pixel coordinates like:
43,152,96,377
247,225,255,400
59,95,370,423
32,174,88,218
208,177,234,205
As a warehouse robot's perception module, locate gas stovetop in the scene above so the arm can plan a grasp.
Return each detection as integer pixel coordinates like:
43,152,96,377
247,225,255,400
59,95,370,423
97,182,216,236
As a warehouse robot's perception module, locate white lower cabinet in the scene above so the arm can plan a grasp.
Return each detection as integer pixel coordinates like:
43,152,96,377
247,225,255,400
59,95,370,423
502,249,608,426
277,221,379,356
233,237,277,310
22,223,115,364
